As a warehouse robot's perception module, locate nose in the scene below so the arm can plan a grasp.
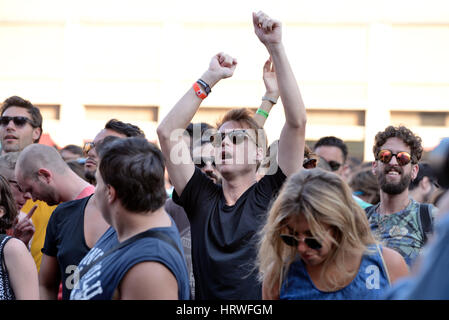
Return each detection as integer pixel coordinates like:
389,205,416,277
23,192,32,200
296,239,308,253
389,154,399,166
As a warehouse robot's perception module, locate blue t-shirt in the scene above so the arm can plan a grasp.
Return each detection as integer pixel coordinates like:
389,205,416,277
280,245,390,300
70,220,190,300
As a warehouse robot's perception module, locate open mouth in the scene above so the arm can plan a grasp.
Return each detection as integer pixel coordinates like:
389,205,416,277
385,167,402,176
3,135,17,141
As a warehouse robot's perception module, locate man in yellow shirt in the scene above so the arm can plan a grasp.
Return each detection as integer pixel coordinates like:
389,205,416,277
0,95,55,272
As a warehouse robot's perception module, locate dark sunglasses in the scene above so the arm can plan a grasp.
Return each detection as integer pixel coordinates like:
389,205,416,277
83,142,95,156
0,116,35,128
328,160,342,172
303,158,317,169
280,233,322,250
377,149,411,166
193,156,216,169
210,130,257,148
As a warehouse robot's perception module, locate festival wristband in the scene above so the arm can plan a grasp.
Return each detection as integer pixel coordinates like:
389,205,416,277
193,82,207,99
256,109,269,119
197,79,211,95
262,96,278,105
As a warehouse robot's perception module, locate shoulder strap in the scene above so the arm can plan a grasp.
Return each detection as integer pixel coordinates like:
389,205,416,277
364,205,376,220
419,203,433,245
78,229,183,280
376,244,391,285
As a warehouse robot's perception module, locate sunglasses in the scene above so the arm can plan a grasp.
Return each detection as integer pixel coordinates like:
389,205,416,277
328,160,342,172
193,156,216,169
303,158,317,169
83,142,95,156
280,233,322,250
377,149,411,166
0,116,35,128
210,130,257,148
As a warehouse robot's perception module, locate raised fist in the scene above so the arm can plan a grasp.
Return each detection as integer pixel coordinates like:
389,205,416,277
253,11,282,47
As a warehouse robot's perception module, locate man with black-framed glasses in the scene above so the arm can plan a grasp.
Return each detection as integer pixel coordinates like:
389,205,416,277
367,125,438,268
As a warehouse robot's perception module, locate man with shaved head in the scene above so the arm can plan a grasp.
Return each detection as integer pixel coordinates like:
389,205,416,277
15,144,94,206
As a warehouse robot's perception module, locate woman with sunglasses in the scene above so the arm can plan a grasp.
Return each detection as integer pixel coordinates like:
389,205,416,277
0,175,39,299
258,169,409,300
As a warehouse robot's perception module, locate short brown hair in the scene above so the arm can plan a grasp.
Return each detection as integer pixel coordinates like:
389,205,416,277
216,108,267,150
373,125,423,164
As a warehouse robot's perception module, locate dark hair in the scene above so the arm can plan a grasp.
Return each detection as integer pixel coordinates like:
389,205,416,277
373,125,423,165
98,137,166,213
349,168,380,205
1,96,43,143
105,119,145,138
61,144,83,157
0,175,18,233
186,122,214,155
313,136,348,162
409,162,437,190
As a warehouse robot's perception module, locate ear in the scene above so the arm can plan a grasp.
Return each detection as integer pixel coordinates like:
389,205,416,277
32,127,42,143
106,184,117,204
419,176,431,193
255,146,265,163
0,206,5,219
411,163,419,180
37,168,52,184
371,160,377,176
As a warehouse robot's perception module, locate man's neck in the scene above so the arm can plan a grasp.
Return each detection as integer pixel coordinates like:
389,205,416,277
113,206,170,243
221,172,257,206
60,172,92,202
378,191,411,214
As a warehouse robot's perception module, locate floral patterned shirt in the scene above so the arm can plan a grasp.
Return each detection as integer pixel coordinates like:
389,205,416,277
366,198,438,267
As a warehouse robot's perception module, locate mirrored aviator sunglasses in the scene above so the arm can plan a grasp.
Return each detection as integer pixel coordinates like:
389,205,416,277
378,149,411,166
83,142,95,156
280,234,322,250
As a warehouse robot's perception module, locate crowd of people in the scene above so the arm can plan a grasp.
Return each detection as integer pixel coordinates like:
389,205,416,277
0,11,448,300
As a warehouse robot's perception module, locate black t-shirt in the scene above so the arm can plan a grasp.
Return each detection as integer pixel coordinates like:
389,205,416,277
41,195,92,300
173,166,286,299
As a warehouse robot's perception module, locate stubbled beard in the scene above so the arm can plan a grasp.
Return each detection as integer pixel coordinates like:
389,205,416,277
379,169,412,195
84,169,96,184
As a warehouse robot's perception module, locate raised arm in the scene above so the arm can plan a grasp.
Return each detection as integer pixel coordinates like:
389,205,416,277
157,53,237,195
253,57,280,128
253,11,306,177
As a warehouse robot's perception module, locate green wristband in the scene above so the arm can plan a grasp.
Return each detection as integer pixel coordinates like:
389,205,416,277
256,109,269,119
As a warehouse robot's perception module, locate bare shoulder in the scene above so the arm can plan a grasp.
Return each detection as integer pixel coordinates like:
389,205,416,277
3,237,28,256
382,246,409,283
119,261,178,299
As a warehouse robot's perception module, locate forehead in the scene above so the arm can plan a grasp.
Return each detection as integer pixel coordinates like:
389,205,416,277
219,120,249,132
93,129,126,144
2,106,32,118
286,215,310,233
314,145,344,163
380,137,411,153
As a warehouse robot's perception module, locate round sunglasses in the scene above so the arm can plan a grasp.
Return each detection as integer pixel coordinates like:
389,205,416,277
280,233,322,250
209,130,257,148
377,149,412,166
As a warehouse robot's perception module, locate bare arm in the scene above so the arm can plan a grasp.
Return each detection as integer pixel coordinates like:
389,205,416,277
253,11,307,177
4,238,39,299
382,247,409,284
157,53,237,195
118,261,179,299
38,254,61,300
253,57,280,128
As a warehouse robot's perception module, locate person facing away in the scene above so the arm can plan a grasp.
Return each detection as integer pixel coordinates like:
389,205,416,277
367,125,438,267
39,119,144,300
0,95,55,271
70,137,190,300
0,174,39,300
258,169,409,300
157,11,306,299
